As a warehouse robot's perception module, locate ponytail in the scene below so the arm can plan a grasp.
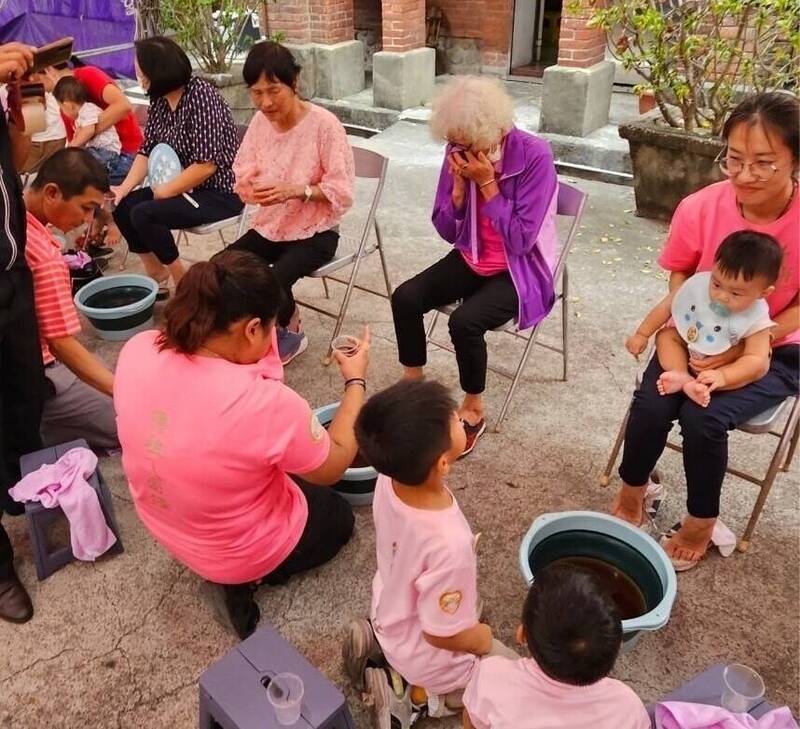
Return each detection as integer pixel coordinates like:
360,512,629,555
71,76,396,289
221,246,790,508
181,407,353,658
158,250,283,354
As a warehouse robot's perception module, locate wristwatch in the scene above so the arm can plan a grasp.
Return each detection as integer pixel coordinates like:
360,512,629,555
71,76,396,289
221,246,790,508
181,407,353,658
303,185,313,203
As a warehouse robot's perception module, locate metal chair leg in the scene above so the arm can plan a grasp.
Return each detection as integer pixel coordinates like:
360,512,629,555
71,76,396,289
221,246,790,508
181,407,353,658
375,220,393,296
425,309,441,341
737,400,800,552
323,249,368,362
561,266,569,382
781,415,799,472
217,230,227,250
494,324,542,432
600,400,632,486
322,278,331,299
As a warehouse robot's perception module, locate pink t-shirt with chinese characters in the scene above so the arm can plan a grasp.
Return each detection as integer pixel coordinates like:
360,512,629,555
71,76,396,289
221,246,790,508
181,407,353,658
370,474,480,695
463,656,651,729
462,196,509,276
114,329,330,584
658,180,799,348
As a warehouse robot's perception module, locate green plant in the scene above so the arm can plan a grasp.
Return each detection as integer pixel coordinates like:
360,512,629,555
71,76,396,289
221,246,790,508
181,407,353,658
586,0,800,135
161,0,285,74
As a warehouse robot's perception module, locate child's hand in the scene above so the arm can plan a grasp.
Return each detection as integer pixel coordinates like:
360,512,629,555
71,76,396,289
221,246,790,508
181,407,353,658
625,332,649,359
696,368,726,392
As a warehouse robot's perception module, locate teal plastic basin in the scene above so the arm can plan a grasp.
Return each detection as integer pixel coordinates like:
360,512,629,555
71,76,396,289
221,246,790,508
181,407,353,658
74,274,158,341
519,511,677,650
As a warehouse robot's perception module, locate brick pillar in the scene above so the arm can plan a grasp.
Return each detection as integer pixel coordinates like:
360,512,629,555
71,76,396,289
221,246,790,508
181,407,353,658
556,0,607,68
310,0,355,44
265,0,312,44
381,0,425,52
481,0,512,73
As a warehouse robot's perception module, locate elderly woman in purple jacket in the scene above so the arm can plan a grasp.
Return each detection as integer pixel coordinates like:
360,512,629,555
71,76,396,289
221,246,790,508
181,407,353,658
391,76,559,455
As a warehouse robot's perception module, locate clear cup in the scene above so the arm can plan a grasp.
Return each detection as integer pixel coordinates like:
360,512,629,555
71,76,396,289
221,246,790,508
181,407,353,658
266,672,304,726
721,663,765,714
332,334,359,357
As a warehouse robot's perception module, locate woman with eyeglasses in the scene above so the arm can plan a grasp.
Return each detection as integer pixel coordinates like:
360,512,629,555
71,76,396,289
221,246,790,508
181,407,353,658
611,91,799,571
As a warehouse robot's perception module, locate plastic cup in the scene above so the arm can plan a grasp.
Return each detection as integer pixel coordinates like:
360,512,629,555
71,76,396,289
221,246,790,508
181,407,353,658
721,663,765,713
332,335,359,357
266,672,304,726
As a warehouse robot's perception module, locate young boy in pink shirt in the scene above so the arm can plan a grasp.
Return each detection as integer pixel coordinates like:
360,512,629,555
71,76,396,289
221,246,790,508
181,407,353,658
343,380,516,728
462,563,651,729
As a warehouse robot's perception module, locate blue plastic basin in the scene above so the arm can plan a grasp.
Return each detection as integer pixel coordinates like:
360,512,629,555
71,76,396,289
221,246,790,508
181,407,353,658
314,401,377,506
519,511,677,650
74,274,158,342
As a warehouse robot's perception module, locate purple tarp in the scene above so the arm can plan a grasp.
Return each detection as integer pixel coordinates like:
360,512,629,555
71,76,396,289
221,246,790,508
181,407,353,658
0,1,136,79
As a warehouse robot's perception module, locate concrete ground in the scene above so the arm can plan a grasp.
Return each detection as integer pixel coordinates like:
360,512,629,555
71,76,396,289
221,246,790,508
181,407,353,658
1,123,798,728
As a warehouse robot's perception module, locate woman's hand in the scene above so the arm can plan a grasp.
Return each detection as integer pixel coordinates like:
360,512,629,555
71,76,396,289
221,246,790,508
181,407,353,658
451,149,495,187
253,183,304,206
110,185,130,206
625,333,649,359
334,325,370,381
0,43,34,84
689,343,744,373
448,154,467,209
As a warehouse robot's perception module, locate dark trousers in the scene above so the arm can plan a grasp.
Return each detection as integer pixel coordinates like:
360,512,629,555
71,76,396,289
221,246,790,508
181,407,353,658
618,345,800,518
0,269,46,579
113,187,244,266
391,249,518,394
228,228,338,327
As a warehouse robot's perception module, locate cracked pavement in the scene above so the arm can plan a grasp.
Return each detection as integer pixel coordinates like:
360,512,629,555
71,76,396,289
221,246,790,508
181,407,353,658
1,126,797,727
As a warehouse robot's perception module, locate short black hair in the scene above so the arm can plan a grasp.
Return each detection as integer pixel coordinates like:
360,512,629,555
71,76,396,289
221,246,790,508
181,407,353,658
53,76,87,104
714,230,783,284
135,36,192,99
523,563,622,686
31,148,110,198
354,380,456,486
723,92,799,169
243,41,301,88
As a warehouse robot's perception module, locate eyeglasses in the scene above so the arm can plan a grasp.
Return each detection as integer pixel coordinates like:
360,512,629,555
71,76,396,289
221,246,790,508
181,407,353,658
715,150,781,181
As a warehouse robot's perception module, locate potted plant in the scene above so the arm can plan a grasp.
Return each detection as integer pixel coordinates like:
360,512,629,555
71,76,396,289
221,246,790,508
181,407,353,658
587,0,799,220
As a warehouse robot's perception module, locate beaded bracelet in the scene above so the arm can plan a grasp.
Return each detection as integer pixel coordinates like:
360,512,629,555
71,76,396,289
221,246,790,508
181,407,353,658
344,378,367,390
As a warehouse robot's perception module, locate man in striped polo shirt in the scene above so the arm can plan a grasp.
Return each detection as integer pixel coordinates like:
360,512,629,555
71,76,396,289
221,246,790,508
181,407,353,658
23,148,119,452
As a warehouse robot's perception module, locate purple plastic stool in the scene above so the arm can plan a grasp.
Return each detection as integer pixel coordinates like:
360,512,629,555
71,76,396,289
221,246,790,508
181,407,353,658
199,623,356,729
647,663,777,727
18,438,123,580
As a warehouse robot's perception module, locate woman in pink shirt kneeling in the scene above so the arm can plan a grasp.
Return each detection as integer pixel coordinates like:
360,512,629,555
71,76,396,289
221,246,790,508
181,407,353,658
611,92,799,571
463,563,650,729
391,76,559,457
230,41,355,366
113,249,370,638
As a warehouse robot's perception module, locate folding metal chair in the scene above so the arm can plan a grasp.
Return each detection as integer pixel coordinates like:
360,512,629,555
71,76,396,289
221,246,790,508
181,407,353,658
175,123,251,263
425,181,587,430
599,372,799,552
293,146,392,359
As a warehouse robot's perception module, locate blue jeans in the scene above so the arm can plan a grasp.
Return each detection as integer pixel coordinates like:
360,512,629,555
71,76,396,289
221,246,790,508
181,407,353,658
87,148,135,186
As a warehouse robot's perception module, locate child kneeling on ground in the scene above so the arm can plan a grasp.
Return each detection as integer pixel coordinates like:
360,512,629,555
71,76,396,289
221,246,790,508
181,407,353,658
343,380,516,728
462,563,650,729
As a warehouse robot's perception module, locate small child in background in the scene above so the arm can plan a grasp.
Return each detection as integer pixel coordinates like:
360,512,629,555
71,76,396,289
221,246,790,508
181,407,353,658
343,380,516,728
462,563,651,729
53,76,122,257
626,231,782,407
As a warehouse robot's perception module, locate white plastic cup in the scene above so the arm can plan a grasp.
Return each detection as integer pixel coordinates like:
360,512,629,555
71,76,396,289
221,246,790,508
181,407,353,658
332,335,359,357
721,663,765,714
267,672,304,726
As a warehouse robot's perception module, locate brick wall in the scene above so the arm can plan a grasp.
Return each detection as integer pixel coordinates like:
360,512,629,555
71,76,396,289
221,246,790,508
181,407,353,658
265,0,312,43
557,0,605,68
265,0,355,45
382,0,425,52
434,0,511,72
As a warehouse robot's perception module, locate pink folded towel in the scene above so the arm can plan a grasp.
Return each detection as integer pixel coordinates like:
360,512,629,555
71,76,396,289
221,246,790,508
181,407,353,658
10,447,117,561
656,702,799,729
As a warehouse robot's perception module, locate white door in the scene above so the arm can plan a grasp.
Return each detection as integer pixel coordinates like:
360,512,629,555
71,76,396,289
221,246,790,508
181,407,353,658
511,0,538,69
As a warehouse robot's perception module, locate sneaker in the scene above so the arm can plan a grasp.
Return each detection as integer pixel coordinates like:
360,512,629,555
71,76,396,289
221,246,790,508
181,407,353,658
277,327,308,365
365,667,423,729
204,581,260,639
459,418,486,458
343,618,384,691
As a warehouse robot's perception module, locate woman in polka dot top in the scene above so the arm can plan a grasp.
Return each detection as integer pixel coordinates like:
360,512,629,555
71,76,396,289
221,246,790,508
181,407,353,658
228,41,355,365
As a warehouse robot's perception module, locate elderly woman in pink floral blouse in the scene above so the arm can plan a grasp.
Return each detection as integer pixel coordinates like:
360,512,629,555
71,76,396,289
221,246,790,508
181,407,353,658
230,41,355,365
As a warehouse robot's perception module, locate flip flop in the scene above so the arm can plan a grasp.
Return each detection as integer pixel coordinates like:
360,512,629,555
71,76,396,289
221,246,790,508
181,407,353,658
659,531,707,572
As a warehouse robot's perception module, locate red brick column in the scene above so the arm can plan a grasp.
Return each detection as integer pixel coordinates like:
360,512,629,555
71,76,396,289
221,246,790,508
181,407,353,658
557,0,607,68
265,0,312,44
481,0,512,72
310,0,355,44
381,0,425,52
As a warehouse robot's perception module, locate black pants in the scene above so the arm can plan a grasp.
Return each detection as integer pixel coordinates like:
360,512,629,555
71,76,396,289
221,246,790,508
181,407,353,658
391,249,518,394
0,269,46,579
113,187,244,266
228,228,338,327
618,345,800,518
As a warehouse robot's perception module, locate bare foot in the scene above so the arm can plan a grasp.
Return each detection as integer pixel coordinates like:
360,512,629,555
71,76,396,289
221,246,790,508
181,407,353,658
611,484,645,526
402,366,424,381
657,370,693,396
457,407,483,427
663,516,716,562
104,222,122,247
683,380,711,407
